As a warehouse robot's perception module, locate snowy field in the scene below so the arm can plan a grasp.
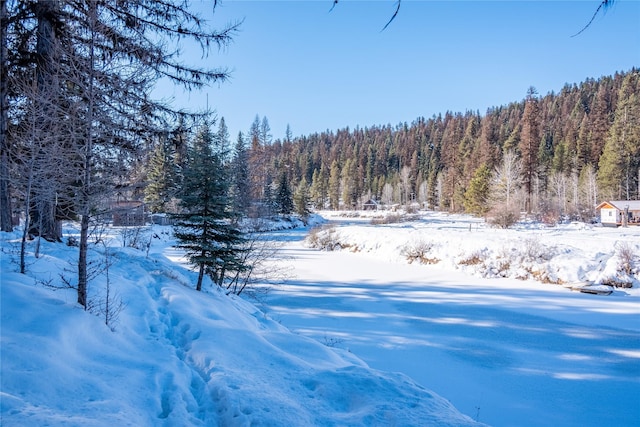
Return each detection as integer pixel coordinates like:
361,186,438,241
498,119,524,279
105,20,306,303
259,211,640,427
1,210,639,426
1,217,483,427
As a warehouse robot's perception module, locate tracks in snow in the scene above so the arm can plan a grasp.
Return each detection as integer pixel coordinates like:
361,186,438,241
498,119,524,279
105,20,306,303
145,271,222,426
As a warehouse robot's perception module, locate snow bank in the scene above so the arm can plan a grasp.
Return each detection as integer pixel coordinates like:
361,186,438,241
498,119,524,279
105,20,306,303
307,210,640,293
1,223,483,427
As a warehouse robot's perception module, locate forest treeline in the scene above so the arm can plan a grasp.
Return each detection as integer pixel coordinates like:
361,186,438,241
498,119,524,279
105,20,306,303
252,69,639,223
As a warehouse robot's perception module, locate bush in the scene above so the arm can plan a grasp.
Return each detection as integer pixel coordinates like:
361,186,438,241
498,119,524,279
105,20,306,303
370,213,403,225
370,212,421,225
521,237,553,263
458,249,486,266
486,207,519,229
306,225,342,251
401,240,439,264
615,241,637,275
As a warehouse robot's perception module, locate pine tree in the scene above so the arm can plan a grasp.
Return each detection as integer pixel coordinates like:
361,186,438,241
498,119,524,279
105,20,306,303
598,71,640,200
262,174,275,217
328,160,341,210
216,117,231,162
173,123,245,291
520,87,540,213
144,138,178,213
464,164,492,215
309,169,323,209
294,176,311,219
341,158,358,209
4,0,237,307
230,131,251,217
275,171,293,215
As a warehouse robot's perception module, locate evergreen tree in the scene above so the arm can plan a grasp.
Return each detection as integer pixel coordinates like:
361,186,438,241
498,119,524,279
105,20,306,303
4,0,237,307
285,124,293,143
294,176,311,219
275,171,293,215
464,164,492,215
144,137,178,213
341,158,358,209
328,160,341,209
173,123,245,291
520,87,540,213
230,131,251,217
310,166,327,209
262,174,275,217
215,117,231,162
598,71,640,200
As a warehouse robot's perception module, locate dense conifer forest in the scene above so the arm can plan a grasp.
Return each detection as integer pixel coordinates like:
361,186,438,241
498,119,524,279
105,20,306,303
251,69,639,223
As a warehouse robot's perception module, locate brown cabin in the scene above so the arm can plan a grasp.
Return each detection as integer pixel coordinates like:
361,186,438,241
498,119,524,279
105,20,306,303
111,201,146,226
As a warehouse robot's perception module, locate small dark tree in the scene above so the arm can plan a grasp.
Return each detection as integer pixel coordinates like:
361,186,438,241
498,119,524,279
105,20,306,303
275,171,293,215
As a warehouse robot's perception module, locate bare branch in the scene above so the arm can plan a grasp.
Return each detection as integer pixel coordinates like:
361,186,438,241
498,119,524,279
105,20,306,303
572,0,615,37
381,0,401,32
330,0,402,31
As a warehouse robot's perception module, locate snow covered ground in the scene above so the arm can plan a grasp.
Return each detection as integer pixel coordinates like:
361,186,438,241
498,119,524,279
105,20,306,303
1,211,639,426
258,211,640,427
1,218,483,427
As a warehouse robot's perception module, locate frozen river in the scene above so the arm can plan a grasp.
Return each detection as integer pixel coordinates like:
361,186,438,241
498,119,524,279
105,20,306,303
259,220,640,427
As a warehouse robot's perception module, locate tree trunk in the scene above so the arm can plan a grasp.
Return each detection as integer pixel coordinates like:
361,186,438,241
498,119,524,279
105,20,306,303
77,1,97,308
77,213,89,307
196,263,205,292
30,0,62,241
0,0,12,232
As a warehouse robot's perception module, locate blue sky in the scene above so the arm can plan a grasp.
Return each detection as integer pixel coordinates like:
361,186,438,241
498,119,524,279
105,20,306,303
164,0,640,141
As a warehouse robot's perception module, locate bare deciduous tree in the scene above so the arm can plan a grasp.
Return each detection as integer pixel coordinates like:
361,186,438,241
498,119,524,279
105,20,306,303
492,150,522,210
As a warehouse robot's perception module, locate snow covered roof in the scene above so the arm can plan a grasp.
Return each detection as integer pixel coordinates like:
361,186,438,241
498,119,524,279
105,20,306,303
596,200,640,211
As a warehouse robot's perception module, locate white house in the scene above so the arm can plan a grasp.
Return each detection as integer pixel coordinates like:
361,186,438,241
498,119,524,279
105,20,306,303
595,200,640,227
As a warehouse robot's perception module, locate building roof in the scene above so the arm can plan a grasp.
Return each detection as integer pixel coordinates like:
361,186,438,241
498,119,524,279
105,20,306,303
595,200,640,211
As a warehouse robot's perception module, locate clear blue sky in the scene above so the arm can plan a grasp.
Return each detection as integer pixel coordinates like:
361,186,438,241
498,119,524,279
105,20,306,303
163,0,640,141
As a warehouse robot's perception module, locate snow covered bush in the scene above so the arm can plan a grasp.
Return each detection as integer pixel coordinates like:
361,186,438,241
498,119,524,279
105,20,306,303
370,213,403,225
370,212,420,225
597,242,640,288
615,241,637,275
458,249,487,266
400,239,439,264
520,237,554,263
306,225,343,251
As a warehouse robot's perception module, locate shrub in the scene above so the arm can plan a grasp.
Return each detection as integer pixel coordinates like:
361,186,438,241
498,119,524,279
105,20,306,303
401,240,439,264
306,225,342,251
486,207,519,229
459,249,486,266
370,213,403,225
521,237,553,263
615,241,637,275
